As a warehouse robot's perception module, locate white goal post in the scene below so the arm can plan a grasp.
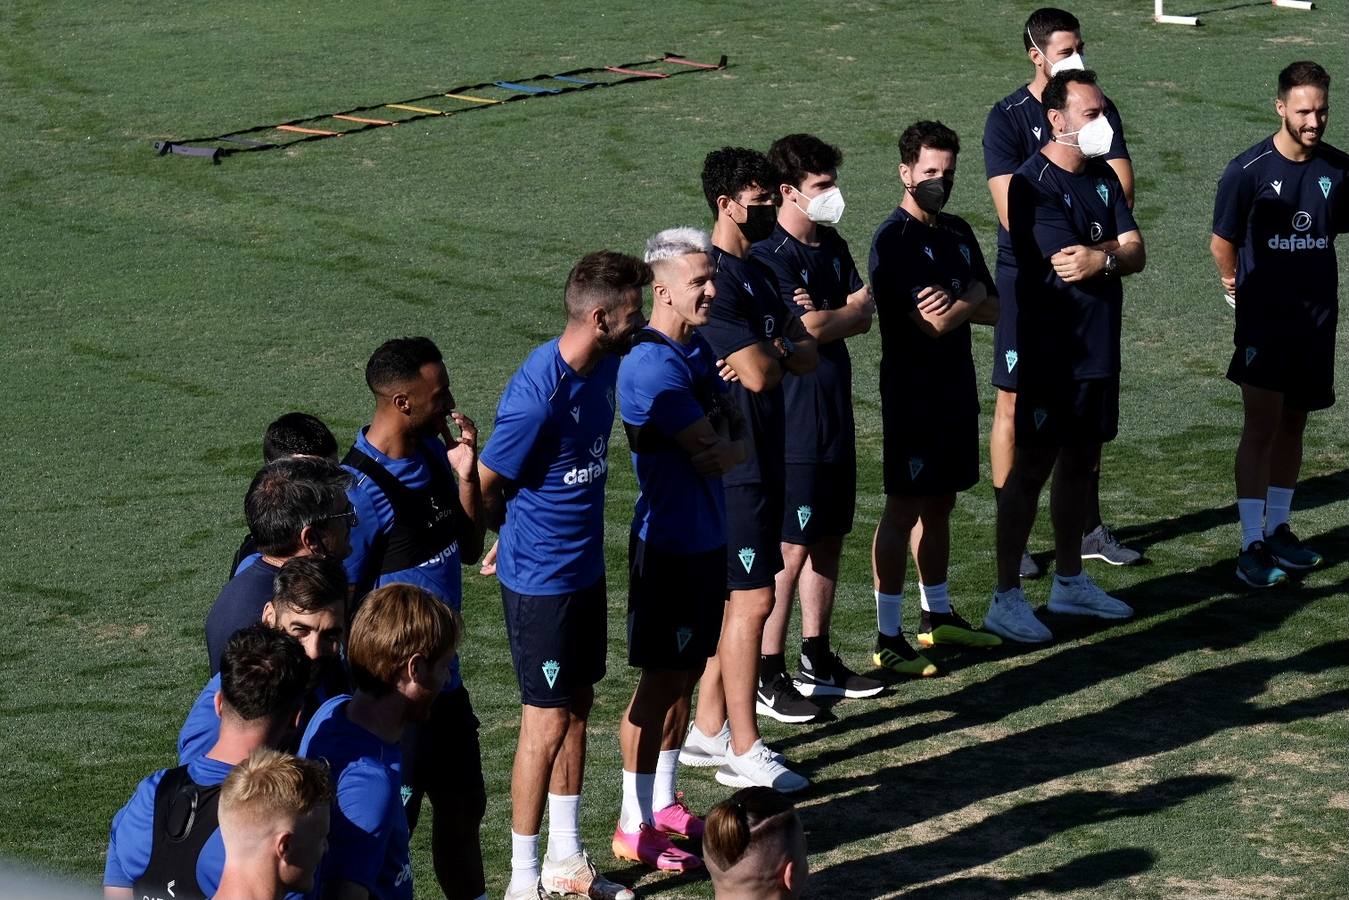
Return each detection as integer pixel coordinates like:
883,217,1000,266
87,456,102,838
1154,0,1315,27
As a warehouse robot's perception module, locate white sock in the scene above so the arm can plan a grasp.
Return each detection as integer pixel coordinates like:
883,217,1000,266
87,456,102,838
618,770,654,832
876,591,903,636
1238,497,1265,550
509,830,540,894
546,793,583,861
653,749,680,812
1265,487,1294,535
919,582,951,614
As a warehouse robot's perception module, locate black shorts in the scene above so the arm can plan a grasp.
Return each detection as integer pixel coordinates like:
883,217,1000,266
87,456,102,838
992,267,1021,390
724,483,785,590
1226,332,1335,412
882,409,979,496
627,535,725,670
782,461,856,544
400,684,487,830
502,578,607,707
1015,376,1120,448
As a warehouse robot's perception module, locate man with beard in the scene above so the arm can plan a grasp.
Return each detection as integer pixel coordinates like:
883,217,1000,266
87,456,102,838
983,6,1141,575
1211,60,1349,587
342,336,487,900
479,251,650,900
299,584,461,900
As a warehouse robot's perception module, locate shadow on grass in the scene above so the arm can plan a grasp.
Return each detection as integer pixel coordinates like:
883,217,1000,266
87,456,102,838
895,847,1156,899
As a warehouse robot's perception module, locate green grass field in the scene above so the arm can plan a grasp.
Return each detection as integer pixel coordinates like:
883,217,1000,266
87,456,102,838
2,1,1347,897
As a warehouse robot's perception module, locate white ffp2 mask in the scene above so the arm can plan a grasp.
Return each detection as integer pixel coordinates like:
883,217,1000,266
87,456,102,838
793,186,845,225
1056,115,1114,158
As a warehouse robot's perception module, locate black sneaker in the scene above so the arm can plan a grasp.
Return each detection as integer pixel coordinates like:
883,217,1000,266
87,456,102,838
755,671,821,723
1019,549,1043,579
795,647,884,698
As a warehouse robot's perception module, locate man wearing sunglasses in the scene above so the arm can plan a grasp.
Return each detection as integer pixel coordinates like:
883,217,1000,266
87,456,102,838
342,336,489,900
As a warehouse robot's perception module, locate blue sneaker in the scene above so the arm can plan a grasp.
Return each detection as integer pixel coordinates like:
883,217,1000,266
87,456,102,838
1236,541,1288,588
1264,524,1323,571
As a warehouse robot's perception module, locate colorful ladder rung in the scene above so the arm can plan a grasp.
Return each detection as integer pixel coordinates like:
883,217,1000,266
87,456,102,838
332,114,394,126
551,75,593,84
386,103,443,114
494,81,561,95
604,66,668,78
444,92,500,104
663,54,721,69
276,124,340,136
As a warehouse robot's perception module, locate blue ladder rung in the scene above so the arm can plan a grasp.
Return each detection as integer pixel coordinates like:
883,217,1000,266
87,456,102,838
494,80,561,95
551,75,593,85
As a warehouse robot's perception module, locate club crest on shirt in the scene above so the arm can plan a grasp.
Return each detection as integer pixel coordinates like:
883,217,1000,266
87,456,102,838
1033,408,1049,430
1271,180,1282,196
541,659,561,689
737,547,756,573
797,505,812,530
1319,176,1333,199
1005,349,1019,372
1246,346,1257,366
1096,180,1109,205
908,457,924,480
959,244,971,265
676,627,693,653
1032,125,1042,141
401,785,414,807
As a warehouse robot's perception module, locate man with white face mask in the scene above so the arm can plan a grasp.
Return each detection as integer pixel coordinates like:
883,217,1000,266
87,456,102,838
751,134,881,722
983,6,1140,578
984,69,1146,645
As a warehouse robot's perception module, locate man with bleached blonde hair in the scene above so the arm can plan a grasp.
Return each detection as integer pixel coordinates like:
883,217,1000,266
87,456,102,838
214,748,333,900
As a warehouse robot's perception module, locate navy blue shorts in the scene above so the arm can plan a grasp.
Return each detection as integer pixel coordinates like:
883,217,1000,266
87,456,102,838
992,267,1021,391
782,461,856,545
1226,330,1335,412
882,410,979,496
724,483,784,590
627,535,725,670
400,684,486,829
501,578,607,707
1015,376,1120,448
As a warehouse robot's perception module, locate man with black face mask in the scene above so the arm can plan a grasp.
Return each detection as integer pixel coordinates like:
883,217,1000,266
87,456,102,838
983,6,1140,577
868,121,1004,674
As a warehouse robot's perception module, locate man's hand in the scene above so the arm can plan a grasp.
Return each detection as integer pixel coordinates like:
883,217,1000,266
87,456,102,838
716,358,740,384
847,283,875,313
479,539,498,576
1221,274,1237,308
1051,245,1107,283
442,411,478,482
792,287,816,311
688,432,742,477
914,285,953,315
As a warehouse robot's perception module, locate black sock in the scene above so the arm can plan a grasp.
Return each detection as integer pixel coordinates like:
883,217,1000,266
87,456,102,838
801,635,829,666
759,653,786,682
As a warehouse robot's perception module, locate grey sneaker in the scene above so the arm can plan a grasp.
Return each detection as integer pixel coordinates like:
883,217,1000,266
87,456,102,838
1081,524,1143,566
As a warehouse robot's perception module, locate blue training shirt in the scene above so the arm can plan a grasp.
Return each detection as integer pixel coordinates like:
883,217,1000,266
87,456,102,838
751,223,863,465
619,328,727,553
300,695,411,900
696,248,792,489
343,428,465,691
480,339,618,596
1213,135,1349,323
1007,151,1138,382
103,756,233,894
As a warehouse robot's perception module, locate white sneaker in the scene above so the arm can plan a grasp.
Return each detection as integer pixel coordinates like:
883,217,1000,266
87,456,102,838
540,849,634,900
503,876,547,900
1047,573,1133,619
982,588,1053,643
678,721,729,768
714,739,808,793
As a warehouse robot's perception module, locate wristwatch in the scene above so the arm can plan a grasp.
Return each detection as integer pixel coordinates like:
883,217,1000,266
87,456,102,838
777,336,796,361
1102,251,1119,277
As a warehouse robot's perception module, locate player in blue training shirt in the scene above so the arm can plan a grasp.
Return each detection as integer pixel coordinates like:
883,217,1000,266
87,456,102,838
1211,60,1349,588
985,70,1146,645
681,147,817,795
229,412,341,579
300,584,460,900
479,251,649,900
983,6,1141,575
204,456,353,675
104,626,311,900
341,336,487,900
612,227,747,873
869,121,1006,677
179,556,347,764
751,133,882,720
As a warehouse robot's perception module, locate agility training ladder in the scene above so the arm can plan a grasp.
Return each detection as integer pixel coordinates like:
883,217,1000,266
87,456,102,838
153,52,727,164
